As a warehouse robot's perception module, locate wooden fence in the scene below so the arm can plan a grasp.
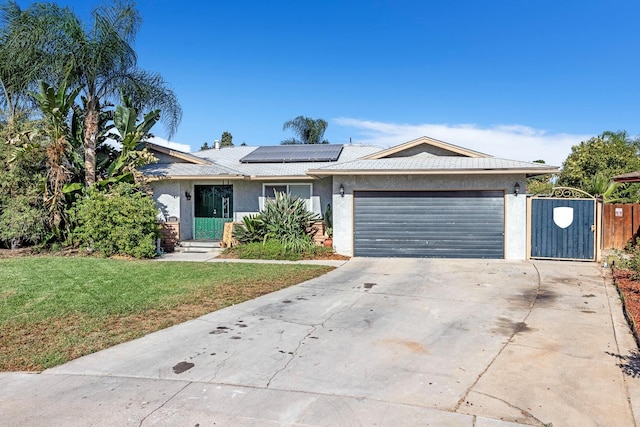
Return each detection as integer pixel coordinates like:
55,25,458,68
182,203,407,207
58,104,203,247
603,204,640,249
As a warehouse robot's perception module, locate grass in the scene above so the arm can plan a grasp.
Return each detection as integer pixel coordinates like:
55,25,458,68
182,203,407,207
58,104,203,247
0,256,334,371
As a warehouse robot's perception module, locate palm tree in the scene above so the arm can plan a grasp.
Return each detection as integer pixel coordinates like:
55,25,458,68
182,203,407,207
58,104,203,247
0,1,181,186
0,1,73,128
62,0,181,185
281,116,329,145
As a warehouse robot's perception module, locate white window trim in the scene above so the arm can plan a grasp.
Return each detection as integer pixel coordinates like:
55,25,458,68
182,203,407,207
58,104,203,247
261,183,313,210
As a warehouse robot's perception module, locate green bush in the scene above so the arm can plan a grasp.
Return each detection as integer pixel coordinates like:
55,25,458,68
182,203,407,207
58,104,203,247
70,183,159,258
0,130,50,248
621,239,640,280
233,192,320,254
0,195,48,249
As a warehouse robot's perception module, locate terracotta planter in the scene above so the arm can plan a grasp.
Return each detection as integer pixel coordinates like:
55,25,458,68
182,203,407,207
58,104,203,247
323,238,333,247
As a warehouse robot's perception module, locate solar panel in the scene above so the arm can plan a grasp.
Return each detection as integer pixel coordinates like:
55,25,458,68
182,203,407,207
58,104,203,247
240,145,344,163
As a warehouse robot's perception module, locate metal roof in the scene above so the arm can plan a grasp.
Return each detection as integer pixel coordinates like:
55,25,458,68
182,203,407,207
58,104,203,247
239,144,344,163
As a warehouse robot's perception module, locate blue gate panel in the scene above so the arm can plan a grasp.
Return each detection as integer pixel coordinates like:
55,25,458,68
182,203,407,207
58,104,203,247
530,199,595,260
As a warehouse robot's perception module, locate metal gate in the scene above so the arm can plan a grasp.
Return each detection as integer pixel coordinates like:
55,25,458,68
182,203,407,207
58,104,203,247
530,187,596,260
194,185,233,240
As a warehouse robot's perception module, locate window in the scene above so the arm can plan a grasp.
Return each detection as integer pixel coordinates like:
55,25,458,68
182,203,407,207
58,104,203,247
289,184,311,200
263,183,312,210
264,185,287,198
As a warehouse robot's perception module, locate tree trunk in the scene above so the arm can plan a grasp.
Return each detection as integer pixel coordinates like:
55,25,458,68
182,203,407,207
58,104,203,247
83,101,98,186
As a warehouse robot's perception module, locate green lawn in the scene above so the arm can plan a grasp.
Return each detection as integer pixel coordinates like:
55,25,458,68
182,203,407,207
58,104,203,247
0,257,333,371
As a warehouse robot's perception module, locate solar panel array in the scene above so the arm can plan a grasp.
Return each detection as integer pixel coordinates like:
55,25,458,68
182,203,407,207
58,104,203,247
239,144,344,163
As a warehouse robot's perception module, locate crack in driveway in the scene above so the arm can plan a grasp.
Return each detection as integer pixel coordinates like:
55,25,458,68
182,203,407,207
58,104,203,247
265,292,368,388
138,382,191,426
454,262,542,412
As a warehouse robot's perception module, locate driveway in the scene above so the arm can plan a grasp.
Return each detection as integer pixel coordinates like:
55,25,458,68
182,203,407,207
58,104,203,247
1,258,639,426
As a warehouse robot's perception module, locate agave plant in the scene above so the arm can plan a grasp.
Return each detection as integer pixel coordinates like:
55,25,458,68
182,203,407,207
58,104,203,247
261,192,320,250
232,192,320,252
232,214,266,244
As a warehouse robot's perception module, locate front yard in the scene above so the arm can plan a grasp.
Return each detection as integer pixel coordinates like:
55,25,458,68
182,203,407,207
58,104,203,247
0,257,333,371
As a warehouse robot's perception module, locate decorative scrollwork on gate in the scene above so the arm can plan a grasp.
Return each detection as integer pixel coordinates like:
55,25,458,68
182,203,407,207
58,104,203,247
534,186,595,199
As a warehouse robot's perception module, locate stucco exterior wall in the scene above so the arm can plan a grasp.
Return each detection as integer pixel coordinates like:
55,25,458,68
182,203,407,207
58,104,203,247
179,181,194,240
314,177,333,218
151,178,333,241
232,180,262,220
151,181,181,221
331,174,527,260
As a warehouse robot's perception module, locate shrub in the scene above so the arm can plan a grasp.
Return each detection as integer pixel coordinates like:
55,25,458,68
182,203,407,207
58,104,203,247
620,239,640,279
70,183,159,258
233,192,320,253
0,195,48,249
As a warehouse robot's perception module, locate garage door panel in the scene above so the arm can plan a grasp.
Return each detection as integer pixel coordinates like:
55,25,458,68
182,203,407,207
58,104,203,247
354,229,505,239
355,247,502,258
356,238,505,248
355,245,505,252
354,217,504,227
353,190,504,258
356,202,503,209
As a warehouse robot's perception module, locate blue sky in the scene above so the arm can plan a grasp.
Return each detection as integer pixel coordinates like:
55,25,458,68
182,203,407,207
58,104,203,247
17,0,640,166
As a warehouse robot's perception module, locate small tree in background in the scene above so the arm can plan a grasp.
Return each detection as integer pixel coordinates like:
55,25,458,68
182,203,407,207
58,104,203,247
221,131,233,147
199,142,210,151
526,159,554,195
558,130,640,202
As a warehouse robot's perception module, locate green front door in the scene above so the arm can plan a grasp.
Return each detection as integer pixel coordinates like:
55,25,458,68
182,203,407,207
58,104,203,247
194,185,233,239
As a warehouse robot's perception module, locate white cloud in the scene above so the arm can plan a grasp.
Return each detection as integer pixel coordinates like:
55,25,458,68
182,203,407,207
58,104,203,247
334,118,590,166
147,136,191,153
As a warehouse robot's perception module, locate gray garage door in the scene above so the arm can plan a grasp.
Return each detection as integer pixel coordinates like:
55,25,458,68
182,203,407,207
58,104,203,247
353,190,505,258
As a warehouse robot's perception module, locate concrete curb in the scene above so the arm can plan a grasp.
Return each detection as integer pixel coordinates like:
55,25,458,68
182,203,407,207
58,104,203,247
154,251,349,267
603,265,640,427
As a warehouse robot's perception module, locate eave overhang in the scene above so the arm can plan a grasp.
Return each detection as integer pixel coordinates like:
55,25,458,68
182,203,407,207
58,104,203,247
306,167,559,177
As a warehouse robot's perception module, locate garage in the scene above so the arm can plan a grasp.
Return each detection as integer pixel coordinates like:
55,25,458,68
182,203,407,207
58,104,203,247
353,190,505,258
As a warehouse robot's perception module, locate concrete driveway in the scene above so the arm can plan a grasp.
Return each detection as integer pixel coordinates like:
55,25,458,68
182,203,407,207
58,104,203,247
2,258,639,426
